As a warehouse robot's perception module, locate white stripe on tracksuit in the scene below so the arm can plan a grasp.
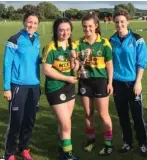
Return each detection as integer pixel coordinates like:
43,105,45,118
4,87,19,153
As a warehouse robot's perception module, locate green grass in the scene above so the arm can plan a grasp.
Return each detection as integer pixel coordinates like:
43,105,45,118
1,20,147,160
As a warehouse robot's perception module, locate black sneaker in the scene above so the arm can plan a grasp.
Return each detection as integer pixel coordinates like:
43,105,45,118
99,145,114,156
119,143,133,153
140,144,147,157
84,139,96,152
58,151,80,160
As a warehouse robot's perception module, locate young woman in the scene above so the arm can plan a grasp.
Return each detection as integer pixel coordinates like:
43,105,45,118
75,12,114,155
42,17,79,160
110,9,147,156
3,11,41,160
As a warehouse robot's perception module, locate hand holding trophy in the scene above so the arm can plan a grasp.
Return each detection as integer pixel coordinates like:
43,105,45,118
78,48,91,79
69,50,80,72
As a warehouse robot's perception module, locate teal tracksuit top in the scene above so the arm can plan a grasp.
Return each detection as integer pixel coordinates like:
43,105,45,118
3,29,40,90
110,30,147,82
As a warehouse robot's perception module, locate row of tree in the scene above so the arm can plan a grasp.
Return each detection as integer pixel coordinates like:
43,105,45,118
0,2,145,20
114,3,136,17
0,2,61,20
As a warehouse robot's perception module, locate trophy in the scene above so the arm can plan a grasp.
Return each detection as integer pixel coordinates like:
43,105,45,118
78,48,91,79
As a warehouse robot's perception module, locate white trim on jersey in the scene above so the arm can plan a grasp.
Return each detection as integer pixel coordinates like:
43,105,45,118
6,41,18,49
136,38,145,45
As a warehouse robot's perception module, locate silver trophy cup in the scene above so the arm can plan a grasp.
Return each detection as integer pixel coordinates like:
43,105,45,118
78,64,90,79
78,49,91,79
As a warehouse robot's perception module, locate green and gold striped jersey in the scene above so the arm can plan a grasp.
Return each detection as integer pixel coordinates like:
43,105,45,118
42,41,77,93
75,34,112,79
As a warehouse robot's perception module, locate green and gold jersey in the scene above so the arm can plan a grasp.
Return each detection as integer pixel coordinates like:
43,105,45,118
75,34,112,79
42,41,77,93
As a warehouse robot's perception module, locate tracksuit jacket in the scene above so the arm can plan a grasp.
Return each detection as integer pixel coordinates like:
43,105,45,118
3,29,40,90
110,29,147,82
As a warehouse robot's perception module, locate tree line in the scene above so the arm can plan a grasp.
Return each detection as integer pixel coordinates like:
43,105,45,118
0,2,145,21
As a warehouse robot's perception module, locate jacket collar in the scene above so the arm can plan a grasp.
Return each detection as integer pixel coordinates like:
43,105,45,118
111,29,131,42
20,29,39,38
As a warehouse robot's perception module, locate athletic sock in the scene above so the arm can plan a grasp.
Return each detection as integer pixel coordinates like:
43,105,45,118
61,139,72,153
104,130,112,146
86,128,96,140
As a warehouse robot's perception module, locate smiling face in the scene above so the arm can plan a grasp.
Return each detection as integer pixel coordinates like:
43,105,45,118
24,15,39,37
57,22,71,41
114,15,129,34
82,18,98,37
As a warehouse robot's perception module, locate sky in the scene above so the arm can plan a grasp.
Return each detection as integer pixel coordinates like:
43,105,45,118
1,1,147,11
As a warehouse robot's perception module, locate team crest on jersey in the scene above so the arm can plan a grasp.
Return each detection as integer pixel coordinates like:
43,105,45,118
128,40,133,47
58,55,65,61
80,87,86,94
128,43,133,47
97,50,102,56
60,94,66,101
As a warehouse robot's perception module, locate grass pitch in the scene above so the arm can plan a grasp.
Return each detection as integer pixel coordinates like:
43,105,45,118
0,20,147,160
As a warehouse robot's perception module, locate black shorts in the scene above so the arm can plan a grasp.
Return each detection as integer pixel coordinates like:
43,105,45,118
78,77,108,98
45,83,76,106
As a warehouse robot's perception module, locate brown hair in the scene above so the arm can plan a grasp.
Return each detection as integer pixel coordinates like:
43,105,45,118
23,11,40,23
113,9,130,21
53,17,73,50
82,11,101,35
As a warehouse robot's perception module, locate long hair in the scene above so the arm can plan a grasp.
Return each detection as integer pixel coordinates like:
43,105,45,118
82,11,101,35
53,17,73,50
